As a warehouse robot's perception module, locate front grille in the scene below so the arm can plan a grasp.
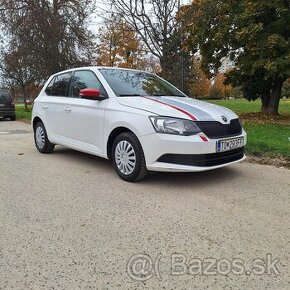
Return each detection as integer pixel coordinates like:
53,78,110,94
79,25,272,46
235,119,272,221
157,148,245,167
196,119,242,139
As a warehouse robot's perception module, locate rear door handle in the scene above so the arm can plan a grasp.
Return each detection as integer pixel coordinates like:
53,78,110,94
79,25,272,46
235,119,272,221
64,106,71,112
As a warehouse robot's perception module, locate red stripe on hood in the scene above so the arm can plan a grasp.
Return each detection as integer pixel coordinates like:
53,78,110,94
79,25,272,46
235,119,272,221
200,135,208,142
142,96,198,121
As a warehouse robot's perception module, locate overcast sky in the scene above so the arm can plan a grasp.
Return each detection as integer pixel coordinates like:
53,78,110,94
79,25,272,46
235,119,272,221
88,0,191,33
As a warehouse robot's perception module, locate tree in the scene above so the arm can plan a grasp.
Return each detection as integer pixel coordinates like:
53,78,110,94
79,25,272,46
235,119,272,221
111,0,183,80
189,59,211,98
97,16,145,69
210,73,233,100
186,0,290,115
0,46,39,111
225,69,273,112
282,78,290,98
141,55,161,74
0,0,95,81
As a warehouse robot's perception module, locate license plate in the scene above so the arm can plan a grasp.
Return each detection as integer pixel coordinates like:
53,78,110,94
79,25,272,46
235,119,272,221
217,137,244,152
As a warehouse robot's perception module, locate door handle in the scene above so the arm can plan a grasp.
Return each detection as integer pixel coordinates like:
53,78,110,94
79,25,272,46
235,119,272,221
64,106,71,112
42,105,48,110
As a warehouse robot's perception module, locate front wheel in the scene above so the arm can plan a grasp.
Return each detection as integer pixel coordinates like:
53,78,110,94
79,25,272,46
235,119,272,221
34,121,55,153
112,132,148,182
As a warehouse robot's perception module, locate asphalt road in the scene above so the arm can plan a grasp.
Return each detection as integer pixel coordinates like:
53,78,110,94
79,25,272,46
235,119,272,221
0,120,289,290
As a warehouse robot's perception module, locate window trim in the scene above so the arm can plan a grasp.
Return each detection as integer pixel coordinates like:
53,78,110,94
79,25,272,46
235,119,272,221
68,69,108,99
45,72,72,97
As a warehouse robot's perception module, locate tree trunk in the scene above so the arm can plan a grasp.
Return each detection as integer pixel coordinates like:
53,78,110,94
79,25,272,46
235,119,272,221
159,55,172,81
21,85,29,112
266,77,284,115
261,89,270,113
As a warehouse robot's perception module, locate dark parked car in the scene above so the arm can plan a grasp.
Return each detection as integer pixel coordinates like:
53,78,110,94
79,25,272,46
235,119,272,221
0,90,16,121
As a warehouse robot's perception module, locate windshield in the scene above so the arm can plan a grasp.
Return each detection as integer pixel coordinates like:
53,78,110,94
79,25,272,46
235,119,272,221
99,69,187,97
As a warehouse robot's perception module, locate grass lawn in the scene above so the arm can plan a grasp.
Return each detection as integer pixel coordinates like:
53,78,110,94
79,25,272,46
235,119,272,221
209,98,290,114
243,122,290,158
16,99,290,161
15,104,32,121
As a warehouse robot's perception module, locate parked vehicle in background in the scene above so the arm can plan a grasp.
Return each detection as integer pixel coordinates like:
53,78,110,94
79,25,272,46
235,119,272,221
32,67,247,182
0,90,16,121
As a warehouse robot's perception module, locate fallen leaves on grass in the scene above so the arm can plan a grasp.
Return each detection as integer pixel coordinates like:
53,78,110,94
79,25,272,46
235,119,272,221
240,112,290,125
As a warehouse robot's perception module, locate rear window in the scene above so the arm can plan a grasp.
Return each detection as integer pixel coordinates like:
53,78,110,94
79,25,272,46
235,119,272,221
0,91,12,102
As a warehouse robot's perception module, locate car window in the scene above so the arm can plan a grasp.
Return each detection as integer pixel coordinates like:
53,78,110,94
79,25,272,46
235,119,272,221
99,69,186,97
69,70,103,98
45,72,71,96
45,78,55,95
0,91,11,102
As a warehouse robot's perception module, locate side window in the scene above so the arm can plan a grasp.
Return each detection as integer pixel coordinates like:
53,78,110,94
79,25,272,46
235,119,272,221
69,70,103,98
45,77,55,95
45,73,71,96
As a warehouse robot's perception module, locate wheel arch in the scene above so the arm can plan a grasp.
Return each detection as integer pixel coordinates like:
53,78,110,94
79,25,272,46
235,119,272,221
32,116,43,130
107,127,136,160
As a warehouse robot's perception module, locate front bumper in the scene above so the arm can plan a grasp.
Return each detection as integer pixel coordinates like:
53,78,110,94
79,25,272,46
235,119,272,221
139,130,247,172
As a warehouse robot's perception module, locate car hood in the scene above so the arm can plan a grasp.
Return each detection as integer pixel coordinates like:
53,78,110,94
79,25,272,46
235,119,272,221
117,96,238,123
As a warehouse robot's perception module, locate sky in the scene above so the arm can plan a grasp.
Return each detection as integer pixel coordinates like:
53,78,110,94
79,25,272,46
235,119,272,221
88,0,191,33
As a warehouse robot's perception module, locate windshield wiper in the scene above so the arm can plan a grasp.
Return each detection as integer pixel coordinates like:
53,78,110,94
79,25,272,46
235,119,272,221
166,94,186,97
150,94,186,97
119,94,142,97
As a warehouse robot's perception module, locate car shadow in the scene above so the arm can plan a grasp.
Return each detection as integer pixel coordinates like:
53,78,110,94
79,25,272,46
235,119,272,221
145,167,242,186
51,146,244,188
52,146,112,168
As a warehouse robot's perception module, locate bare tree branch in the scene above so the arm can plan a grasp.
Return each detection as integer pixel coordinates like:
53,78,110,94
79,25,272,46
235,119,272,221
112,0,180,60
0,0,96,81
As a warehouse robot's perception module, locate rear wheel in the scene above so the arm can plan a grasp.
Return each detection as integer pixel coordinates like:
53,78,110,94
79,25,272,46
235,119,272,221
10,115,16,121
34,121,55,153
112,132,148,182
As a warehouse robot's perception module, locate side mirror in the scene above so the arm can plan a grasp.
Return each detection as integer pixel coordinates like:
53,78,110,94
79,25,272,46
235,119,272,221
80,88,101,100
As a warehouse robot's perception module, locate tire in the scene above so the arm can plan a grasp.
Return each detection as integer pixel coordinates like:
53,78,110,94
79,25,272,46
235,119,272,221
34,121,55,153
10,115,16,121
112,132,148,182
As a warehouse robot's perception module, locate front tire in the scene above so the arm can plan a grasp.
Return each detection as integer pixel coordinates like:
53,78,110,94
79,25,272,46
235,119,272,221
112,132,148,182
34,121,55,153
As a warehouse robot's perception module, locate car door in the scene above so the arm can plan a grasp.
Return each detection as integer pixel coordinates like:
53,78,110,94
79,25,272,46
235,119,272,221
63,70,108,155
41,72,72,144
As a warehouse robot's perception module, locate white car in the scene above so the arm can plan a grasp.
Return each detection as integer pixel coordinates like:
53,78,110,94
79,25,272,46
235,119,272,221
32,67,246,181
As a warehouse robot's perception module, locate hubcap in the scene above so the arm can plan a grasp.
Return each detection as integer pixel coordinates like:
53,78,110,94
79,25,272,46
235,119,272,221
115,140,136,175
35,126,45,149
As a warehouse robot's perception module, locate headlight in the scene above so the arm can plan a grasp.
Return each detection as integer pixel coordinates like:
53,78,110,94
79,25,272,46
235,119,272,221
149,116,201,136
